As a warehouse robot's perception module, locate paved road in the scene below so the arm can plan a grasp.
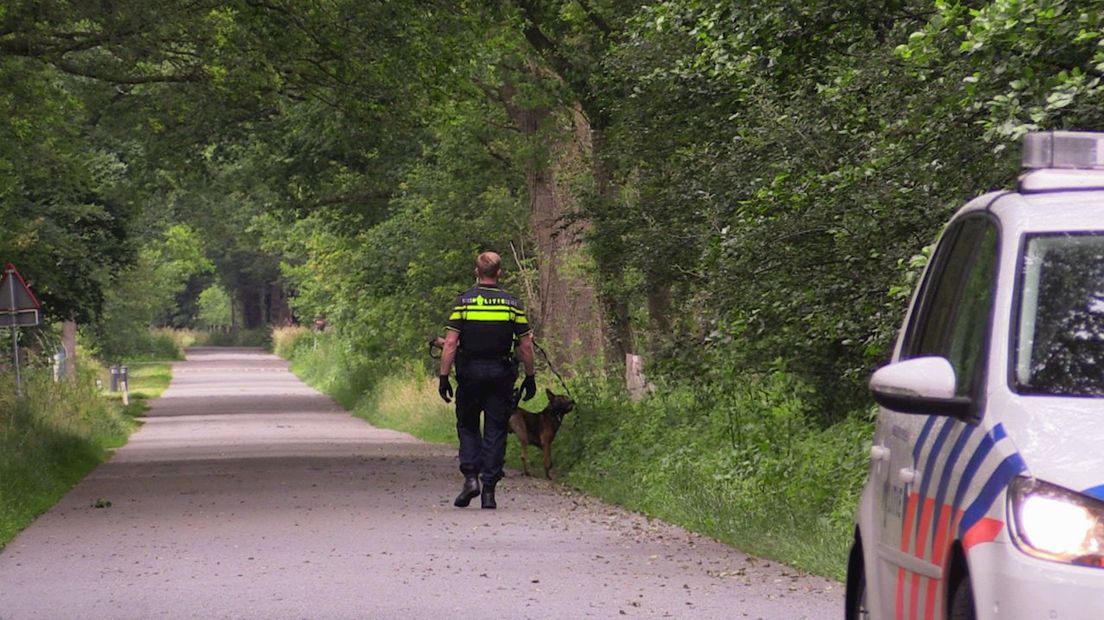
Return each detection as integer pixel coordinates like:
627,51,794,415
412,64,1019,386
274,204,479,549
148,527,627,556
0,347,841,619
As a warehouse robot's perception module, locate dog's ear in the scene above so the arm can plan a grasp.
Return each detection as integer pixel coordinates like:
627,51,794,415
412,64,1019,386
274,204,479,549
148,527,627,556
546,387,554,400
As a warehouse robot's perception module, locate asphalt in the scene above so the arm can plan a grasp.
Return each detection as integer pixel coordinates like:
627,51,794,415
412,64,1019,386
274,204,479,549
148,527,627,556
0,347,842,619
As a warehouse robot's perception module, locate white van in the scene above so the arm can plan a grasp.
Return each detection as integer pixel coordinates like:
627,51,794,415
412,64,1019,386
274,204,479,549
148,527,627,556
847,131,1104,620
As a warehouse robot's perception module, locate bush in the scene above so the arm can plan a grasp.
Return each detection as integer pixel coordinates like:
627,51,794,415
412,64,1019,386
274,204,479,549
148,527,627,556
553,371,871,579
84,327,195,362
276,329,384,410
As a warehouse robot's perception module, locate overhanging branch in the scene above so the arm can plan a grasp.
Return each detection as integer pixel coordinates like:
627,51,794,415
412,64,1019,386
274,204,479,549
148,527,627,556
53,58,201,84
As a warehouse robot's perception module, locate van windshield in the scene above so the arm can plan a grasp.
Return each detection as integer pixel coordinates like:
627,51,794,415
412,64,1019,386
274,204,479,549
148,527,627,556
1015,233,1104,396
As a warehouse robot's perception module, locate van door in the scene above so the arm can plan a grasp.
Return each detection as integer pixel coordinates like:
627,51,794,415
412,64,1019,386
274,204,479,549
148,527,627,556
875,215,999,619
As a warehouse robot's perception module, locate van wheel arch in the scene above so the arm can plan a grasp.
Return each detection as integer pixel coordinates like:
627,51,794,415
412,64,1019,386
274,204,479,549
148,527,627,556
845,527,866,620
946,542,976,620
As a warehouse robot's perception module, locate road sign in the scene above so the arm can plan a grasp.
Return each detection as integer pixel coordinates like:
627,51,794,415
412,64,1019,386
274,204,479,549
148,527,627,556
0,309,39,327
0,263,41,315
2,263,41,394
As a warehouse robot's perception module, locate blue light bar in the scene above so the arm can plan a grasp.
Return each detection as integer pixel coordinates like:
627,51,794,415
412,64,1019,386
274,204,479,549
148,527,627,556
1023,131,1104,170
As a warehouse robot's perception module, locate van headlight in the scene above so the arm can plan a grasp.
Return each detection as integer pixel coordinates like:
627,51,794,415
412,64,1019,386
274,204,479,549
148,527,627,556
1009,477,1104,567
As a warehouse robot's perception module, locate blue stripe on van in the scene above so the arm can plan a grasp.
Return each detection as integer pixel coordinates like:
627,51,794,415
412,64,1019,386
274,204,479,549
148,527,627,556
913,419,954,542
949,425,1002,519
1083,485,1104,502
913,416,939,463
958,452,1027,536
927,423,975,555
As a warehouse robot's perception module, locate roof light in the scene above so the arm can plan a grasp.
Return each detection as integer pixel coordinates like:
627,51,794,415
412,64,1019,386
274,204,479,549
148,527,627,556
1023,131,1104,170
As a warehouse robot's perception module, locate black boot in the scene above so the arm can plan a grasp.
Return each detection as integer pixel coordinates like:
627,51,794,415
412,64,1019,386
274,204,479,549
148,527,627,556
481,485,496,509
454,475,480,507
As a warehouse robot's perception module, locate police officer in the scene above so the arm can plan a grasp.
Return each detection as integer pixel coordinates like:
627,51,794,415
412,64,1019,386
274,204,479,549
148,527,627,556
438,251,536,509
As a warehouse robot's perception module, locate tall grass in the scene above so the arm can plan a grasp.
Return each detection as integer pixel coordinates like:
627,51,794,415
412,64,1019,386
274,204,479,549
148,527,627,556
0,358,147,549
272,326,456,442
554,373,871,579
93,327,199,362
362,370,456,444
107,327,276,359
273,325,870,580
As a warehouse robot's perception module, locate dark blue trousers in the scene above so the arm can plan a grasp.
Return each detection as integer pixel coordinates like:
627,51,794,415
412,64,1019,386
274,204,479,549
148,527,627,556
455,360,515,487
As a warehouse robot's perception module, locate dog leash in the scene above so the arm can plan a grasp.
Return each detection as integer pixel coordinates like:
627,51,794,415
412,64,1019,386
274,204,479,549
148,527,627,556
534,340,573,400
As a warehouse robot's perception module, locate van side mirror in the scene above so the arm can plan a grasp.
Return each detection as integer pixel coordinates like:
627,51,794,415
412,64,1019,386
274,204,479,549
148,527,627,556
870,357,973,419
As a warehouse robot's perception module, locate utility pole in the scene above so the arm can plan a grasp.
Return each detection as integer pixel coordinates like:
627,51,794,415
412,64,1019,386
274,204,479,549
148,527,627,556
8,265,19,394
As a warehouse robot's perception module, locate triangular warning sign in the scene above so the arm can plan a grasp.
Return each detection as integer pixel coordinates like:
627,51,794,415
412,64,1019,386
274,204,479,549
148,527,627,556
0,263,41,312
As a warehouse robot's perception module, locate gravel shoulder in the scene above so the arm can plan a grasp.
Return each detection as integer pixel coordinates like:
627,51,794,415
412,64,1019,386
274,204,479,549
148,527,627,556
0,347,841,619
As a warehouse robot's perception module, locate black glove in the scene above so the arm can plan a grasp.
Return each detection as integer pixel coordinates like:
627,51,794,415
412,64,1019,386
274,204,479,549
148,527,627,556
520,374,537,401
439,375,453,403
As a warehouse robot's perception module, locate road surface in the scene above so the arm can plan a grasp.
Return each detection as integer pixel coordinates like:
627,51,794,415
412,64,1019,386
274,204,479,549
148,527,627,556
0,347,841,619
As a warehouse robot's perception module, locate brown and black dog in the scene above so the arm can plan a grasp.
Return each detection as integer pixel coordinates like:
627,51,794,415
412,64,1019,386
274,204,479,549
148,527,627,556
509,389,574,479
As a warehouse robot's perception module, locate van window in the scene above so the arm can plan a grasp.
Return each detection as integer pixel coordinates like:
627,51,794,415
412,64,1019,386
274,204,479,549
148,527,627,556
905,217,999,397
1015,233,1104,396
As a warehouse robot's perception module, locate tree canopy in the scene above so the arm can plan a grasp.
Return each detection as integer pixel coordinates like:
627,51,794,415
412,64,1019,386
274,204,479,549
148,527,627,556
4,0,1104,411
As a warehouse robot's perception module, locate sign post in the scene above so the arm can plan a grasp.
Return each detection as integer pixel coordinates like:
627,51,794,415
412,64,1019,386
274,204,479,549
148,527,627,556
0,264,42,394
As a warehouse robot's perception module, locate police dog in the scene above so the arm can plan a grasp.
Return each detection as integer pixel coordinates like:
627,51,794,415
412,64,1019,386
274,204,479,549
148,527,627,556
509,389,574,479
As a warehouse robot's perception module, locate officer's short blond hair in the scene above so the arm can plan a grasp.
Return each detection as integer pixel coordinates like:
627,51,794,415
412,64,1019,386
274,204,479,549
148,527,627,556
476,251,502,279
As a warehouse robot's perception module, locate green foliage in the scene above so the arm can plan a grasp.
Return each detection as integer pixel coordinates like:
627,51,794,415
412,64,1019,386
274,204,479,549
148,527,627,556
0,54,136,324
281,330,382,411
554,370,871,579
86,225,211,360
196,284,232,330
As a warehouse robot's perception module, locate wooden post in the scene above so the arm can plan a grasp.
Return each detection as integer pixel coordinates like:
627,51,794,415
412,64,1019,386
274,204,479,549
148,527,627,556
625,353,654,402
62,320,77,380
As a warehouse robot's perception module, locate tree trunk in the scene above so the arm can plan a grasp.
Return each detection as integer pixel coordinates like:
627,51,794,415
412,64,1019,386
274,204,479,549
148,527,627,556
243,286,264,329
500,83,605,371
268,282,292,326
230,290,239,336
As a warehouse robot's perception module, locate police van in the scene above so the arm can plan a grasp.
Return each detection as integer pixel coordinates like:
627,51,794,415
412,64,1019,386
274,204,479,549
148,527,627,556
847,131,1104,620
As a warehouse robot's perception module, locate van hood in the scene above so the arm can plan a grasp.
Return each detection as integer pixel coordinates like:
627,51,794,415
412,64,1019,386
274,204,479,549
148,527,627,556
998,394,1104,500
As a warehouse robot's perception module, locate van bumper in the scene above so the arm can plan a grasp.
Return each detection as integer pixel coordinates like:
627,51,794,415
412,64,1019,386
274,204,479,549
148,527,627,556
969,541,1104,619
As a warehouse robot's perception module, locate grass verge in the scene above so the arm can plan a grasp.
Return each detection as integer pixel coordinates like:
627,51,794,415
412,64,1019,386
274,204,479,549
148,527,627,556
272,326,867,581
0,356,171,550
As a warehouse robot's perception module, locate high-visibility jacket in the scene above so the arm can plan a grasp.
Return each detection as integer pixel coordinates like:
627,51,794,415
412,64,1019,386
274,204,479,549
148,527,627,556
445,284,531,361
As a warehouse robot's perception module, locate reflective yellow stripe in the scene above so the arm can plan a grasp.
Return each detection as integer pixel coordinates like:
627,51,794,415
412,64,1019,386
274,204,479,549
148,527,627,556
462,311,516,322
451,301,528,325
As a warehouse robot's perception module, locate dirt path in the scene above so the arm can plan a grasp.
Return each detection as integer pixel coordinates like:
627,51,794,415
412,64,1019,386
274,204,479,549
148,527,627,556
0,347,840,619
